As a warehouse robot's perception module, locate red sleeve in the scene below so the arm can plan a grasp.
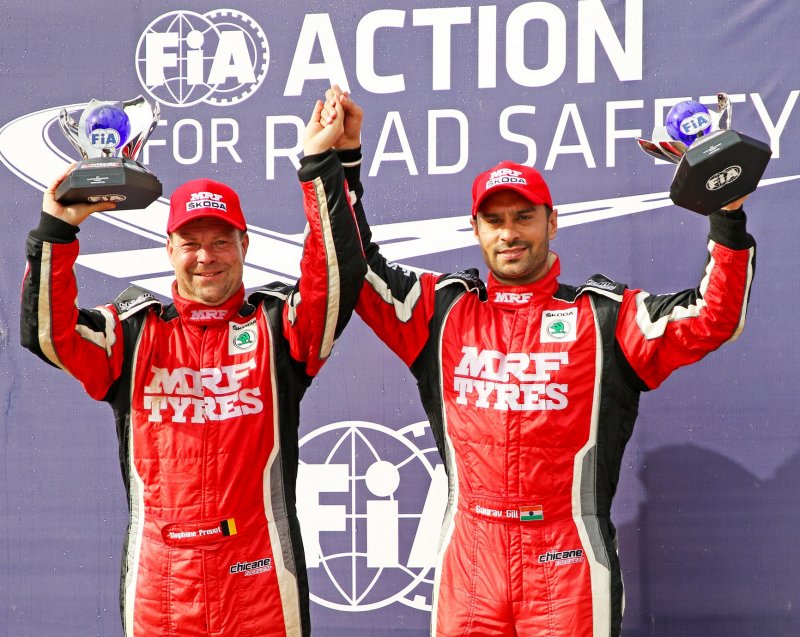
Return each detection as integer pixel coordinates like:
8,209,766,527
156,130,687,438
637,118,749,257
357,264,438,368
282,151,367,377
331,149,438,367
21,213,125,400
616,210,755,390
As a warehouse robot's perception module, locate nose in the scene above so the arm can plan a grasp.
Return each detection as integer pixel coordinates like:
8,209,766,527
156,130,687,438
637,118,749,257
195,244,214,263
498,220,519,244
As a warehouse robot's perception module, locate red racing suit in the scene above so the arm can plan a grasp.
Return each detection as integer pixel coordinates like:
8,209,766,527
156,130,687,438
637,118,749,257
337,149,755,636
20,151,365,637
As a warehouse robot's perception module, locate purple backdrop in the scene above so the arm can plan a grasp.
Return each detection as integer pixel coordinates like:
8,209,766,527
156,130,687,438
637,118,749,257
1,1,799,635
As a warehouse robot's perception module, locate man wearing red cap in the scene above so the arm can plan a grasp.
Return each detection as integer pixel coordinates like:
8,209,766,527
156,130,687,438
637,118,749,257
321,88,755,636
20,99,365,636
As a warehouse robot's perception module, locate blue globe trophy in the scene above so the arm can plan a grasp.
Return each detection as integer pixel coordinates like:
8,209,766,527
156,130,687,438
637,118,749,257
55,96,162,210
637,93,772,214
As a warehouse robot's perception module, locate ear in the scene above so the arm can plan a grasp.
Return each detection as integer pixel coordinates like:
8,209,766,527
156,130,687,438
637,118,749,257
241,232,250,258
470,216,478,238
548,208,558,240
166,236,175,266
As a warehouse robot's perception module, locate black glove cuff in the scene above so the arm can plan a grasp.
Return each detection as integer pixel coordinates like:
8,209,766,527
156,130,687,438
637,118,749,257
708,208,755,250
31,211,80,243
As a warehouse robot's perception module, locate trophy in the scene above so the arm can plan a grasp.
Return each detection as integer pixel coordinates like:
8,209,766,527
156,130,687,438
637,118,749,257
636,93,772,214
55,96,162,210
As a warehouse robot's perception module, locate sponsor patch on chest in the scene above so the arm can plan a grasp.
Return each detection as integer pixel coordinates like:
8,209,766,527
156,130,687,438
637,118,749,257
540,308,578,343
229,318,258,355
493,291,533,305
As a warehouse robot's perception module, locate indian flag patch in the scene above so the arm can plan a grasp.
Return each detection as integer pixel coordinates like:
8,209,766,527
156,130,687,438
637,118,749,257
519,505,544,522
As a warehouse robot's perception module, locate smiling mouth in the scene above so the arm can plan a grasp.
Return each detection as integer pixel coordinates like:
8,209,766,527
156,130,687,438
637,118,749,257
497,246,527,259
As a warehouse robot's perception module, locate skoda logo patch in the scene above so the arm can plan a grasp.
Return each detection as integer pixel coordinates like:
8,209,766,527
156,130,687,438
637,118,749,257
234,329,256,350
546,319,570,339
229,319,258,354
540,308,578,343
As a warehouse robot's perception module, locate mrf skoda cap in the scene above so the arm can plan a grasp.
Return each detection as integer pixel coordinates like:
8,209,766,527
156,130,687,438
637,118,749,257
167,178,247,233
471,161,553,217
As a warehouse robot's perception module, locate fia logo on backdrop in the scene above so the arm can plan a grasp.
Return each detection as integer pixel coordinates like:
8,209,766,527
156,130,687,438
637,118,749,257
297,421,447,611
135,9,270,107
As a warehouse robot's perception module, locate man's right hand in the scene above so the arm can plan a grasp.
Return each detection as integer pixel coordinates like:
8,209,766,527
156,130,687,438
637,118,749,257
321,85,363,150
43,163,117,226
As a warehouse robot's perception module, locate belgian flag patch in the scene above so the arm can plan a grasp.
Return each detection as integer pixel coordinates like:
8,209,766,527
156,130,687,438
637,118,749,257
220,518,238,536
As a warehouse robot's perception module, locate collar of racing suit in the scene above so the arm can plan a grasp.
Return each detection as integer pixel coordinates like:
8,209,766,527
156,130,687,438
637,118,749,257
171,282,246,326
486,251,560,308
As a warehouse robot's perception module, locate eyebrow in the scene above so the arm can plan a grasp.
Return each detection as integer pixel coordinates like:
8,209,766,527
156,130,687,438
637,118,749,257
175,231,235,243
479,207,538,216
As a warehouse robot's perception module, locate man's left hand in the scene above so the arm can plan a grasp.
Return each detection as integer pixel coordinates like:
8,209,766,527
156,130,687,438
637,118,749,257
303,98,345,156
320,85,363,150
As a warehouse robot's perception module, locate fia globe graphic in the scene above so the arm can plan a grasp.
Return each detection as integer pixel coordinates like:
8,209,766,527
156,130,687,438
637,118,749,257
297,421,447,612
135,9,269,107
84,104,130,150
665,100,713,145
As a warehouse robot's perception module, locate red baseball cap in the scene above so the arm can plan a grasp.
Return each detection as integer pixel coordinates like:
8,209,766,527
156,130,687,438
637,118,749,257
167,178,247,233
471,161,553,217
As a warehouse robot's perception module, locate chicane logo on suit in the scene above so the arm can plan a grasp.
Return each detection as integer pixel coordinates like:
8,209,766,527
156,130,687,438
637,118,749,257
538,548,584,565
230,557,272,576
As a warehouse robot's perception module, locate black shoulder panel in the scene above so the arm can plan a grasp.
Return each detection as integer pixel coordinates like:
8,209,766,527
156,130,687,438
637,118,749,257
555,274,627,303
248,281,293,305
112,286,162,319
435,268,487,301
577,274,627,296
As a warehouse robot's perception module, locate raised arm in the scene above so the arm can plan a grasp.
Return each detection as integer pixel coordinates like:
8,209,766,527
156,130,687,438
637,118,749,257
615,205,756,390
282,97,367,377
20,166,127,399
321,86,439,368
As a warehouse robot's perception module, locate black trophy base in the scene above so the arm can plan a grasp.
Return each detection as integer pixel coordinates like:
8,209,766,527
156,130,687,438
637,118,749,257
669,130,772,215
55,157,163,211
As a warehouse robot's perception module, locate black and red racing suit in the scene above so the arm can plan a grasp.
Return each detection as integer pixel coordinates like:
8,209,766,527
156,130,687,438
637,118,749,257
337,148,755,636
20,151,365,637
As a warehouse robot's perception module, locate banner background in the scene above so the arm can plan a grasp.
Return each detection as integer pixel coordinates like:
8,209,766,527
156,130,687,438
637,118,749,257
1,1,798,635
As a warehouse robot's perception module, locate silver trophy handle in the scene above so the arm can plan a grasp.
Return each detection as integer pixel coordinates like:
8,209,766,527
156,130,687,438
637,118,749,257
58,109,89,159
120,95,161,161
636,137,680,163
715,92,732,131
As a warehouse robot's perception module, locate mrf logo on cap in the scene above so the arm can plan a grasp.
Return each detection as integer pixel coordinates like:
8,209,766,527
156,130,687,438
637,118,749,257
187,191,228,213
485,167,527,189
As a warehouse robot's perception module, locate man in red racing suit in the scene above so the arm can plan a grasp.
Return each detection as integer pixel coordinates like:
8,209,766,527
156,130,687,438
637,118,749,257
321,90,755,636
19,103,365,636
